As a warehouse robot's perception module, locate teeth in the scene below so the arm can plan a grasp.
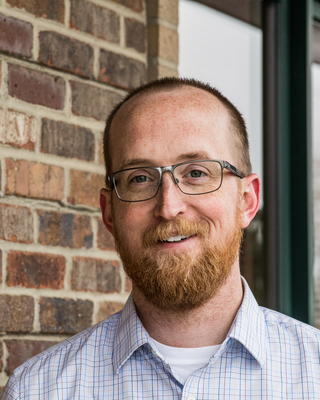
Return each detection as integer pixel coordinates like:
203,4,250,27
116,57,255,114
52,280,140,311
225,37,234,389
165,235,189,243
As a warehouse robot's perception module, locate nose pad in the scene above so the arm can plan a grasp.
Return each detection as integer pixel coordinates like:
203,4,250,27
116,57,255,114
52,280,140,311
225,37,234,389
158,170,179,187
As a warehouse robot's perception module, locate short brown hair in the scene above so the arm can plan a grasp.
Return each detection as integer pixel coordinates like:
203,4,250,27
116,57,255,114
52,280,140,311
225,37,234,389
103,77,251,185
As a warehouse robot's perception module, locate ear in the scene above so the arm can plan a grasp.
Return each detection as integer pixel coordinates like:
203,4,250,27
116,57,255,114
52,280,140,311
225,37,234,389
240,173,260,229
100,188,114,235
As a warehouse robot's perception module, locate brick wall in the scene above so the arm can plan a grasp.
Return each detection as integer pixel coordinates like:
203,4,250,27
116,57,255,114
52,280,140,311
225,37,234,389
0,0,179,390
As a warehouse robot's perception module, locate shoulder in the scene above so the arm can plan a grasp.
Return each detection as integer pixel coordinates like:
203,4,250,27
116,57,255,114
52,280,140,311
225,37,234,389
261,306,320,350
5,312,121,391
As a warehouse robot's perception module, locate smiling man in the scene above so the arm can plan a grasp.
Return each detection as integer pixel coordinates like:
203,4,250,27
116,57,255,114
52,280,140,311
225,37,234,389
2,78,320,399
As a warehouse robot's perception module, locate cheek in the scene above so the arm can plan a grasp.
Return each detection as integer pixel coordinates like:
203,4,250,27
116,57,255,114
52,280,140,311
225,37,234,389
113,203,152,241
198,190,240,229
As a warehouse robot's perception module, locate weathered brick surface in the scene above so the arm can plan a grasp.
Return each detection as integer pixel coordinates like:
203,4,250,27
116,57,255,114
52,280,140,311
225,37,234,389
0,250,2,285
0,109,36,150
0,341,3,373
147,0,179,25
40,297,93,333
41,119,95,161
5,340,58,376
125,275,132,292
8,64,65,110
148,25,179,64
125,18,146,53
71,257,121,293
109,0,143,13
99,50,146,89
7,0,65,23
98,134,104,164
69,169,104,208
6,251,66,289
0,13,33,57
70,80,122,121
39,31,94,78
0,295,34,332
70,0,120,43
148,64,179,81
97,218,115,250
38,211,93,248
97,301,123,322
0,204,33,243
5,159,65,201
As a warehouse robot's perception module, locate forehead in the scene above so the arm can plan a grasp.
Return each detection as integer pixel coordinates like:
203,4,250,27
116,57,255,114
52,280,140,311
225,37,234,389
109,87,233,169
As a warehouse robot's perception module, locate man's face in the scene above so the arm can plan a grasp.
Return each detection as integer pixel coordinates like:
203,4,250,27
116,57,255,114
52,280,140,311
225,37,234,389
101,87,259,312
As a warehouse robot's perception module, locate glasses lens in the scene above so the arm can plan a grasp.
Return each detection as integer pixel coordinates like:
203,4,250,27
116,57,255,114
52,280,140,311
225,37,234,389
113,167,160,201
175,160,222,194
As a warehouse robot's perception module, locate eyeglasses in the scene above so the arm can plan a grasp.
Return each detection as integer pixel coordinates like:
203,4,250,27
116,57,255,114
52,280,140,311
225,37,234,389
107,159,245,202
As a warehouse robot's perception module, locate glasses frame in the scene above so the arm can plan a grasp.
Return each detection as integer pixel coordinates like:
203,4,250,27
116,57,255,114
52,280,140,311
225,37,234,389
107,159,245,202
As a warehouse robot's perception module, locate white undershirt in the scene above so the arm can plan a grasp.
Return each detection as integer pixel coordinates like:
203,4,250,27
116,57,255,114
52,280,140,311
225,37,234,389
149,337,220,384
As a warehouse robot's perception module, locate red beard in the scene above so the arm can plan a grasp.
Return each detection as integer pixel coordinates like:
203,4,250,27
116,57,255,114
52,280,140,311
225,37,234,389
113,215,243,313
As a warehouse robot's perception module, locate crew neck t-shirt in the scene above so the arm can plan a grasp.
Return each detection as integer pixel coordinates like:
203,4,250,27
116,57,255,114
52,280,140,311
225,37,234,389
149,337,220,384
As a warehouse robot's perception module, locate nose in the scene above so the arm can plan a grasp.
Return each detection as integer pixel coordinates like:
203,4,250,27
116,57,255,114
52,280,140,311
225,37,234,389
153,171,187,220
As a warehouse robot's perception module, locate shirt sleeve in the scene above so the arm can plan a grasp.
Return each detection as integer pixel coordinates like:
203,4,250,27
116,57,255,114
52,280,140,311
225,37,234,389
1,375,19,400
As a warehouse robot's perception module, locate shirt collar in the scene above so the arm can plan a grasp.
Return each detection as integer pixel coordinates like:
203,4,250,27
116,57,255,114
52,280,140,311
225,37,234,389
113,278,268,372
113,293,150,373
225,277,268,367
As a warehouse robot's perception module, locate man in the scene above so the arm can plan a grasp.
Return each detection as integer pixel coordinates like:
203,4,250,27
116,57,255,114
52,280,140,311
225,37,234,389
2,77,320,399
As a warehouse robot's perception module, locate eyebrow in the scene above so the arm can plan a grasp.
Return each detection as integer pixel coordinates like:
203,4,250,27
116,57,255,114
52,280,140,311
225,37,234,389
119,152,212,170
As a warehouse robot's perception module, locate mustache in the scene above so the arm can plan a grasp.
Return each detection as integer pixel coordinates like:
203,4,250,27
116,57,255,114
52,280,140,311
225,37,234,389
143,219,210,248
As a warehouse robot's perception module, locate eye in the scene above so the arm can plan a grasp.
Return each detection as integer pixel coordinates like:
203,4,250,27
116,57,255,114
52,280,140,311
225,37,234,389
131,175,150,183
188,169,205,178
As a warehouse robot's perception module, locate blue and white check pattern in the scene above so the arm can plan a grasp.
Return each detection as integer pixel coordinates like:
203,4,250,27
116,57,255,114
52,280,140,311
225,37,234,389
2,279,320,399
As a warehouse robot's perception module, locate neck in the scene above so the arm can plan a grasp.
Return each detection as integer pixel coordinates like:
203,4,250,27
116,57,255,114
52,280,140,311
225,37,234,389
132,265,243,348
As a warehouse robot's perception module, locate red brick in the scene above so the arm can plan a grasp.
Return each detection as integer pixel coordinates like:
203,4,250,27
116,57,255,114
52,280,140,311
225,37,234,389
70,80,122,121
71,257,121,293
70,0,119,43
68,170,104,208
0,250,2,285
125,18,146,53
97,218,115,250
99,50,146,89
0,109,37,150
40,297,93,333
0,204,33,243
41,119,95,161
6,251,65,289
8,64,65,110
109,0,143,13
5,159,64,201
5,340,58,376
0,295,34,332
38,210,93,248
97,301,123,322
7,0,65,23
39,31,94,78
0,13,33,57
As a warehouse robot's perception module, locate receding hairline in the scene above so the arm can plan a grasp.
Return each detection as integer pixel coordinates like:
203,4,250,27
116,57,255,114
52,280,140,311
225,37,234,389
110,84,227,131
103,77,252,183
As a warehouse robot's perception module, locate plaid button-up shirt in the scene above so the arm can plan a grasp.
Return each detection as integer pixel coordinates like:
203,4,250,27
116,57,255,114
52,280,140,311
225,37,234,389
2,279,320,399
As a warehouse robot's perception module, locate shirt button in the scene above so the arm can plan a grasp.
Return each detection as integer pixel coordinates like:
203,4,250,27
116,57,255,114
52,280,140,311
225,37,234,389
187,397,196,400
